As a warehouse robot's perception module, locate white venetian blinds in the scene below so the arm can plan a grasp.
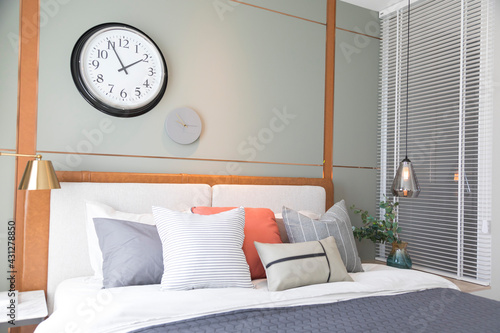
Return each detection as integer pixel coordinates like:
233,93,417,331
378,0,493,284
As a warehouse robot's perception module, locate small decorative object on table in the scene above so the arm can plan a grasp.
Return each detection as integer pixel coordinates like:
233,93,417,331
351,198,412,269
386,241,412,269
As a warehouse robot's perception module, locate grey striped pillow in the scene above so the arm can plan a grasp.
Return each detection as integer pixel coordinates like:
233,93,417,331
152,206,253,290
282,200,363,273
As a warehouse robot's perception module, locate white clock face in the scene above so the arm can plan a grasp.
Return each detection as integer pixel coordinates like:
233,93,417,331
165,108,202,144
72,23,167,117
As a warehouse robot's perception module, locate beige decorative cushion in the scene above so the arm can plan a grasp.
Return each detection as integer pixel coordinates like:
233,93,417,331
255,236,353,291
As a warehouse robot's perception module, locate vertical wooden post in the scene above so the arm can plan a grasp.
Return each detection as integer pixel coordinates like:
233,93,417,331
11,0,42,332
323,0,336,182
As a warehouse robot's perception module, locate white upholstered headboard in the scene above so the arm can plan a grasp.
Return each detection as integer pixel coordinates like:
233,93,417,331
212,185,326,214
47,182,212,312
47,182,326,312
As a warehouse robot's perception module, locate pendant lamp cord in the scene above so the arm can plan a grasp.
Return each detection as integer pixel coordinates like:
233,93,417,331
405,0,410,159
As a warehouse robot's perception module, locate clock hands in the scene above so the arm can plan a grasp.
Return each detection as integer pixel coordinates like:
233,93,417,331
175,114,199,129
110,43,129,75
176,113,187,128
118,58,143,73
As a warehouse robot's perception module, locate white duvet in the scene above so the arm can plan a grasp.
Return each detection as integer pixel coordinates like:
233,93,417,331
35,264,458,333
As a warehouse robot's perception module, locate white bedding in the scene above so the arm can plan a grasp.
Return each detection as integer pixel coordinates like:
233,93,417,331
35,264,458,333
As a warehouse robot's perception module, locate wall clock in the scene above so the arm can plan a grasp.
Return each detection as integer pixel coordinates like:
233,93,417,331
165,107,202,144
71,23,168,117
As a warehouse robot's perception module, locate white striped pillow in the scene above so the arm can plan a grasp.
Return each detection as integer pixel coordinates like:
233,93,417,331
152,206,253,290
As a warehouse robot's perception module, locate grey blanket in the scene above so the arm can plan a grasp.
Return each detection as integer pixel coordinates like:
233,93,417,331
131,288,500,333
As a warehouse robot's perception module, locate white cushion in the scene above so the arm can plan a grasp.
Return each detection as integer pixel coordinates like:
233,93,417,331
85,201,154,279
153,206,253,290
212,185,326,215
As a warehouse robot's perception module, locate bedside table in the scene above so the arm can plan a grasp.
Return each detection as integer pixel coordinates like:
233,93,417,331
0,290,48,328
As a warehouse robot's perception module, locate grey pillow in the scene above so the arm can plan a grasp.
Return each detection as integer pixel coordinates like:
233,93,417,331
282,200,363,273
93,218,164,288
255,236,352,291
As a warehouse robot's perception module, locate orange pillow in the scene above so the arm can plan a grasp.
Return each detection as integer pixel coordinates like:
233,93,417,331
191,207,282,280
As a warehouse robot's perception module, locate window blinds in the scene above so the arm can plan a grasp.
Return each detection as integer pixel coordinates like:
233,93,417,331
378,0,493,284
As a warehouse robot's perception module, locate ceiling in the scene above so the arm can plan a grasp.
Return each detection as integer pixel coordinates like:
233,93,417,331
341,0,402,12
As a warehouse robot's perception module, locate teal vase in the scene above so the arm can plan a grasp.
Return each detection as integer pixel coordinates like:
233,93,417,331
386,241,412,269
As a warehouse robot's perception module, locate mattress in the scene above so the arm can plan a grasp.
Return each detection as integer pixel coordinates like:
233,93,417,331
35,264,459,333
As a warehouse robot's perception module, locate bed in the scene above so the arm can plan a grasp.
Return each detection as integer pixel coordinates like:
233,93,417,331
32,172,499,332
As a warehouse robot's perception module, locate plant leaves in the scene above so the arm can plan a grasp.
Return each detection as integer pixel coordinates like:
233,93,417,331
349,196,402,244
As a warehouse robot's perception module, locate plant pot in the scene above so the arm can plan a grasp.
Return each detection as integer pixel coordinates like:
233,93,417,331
386,241,412,269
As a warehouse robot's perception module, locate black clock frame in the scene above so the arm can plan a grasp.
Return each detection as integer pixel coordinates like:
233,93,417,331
70,22,168,118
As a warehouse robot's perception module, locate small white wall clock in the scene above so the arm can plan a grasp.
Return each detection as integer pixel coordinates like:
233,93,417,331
71,23,168,117
165,107,202,144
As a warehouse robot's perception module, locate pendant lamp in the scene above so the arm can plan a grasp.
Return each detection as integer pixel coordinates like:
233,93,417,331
391,0,420,198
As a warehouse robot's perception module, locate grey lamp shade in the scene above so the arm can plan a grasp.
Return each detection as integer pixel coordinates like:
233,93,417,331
391,157,420,198
18,159,61,190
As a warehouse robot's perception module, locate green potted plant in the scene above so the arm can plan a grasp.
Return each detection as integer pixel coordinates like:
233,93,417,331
350,198,412,269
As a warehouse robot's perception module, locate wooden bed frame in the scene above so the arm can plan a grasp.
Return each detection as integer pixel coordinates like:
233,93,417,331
18,171,333,298
13,1,336,331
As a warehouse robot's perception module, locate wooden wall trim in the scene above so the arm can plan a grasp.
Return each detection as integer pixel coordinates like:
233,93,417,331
323,0,336,181
229,0,326,26
37,150,323,167
336,27,381,40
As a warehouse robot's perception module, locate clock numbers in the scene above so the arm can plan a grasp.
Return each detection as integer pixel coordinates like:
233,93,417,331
97,49,108,59
72,23,167,116
88,40,158,101
119,38,129,48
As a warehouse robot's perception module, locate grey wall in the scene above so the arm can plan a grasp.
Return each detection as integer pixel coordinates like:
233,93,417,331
0,2,19,332
36,0,327,178
35,1,380,264
333,1,379,260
